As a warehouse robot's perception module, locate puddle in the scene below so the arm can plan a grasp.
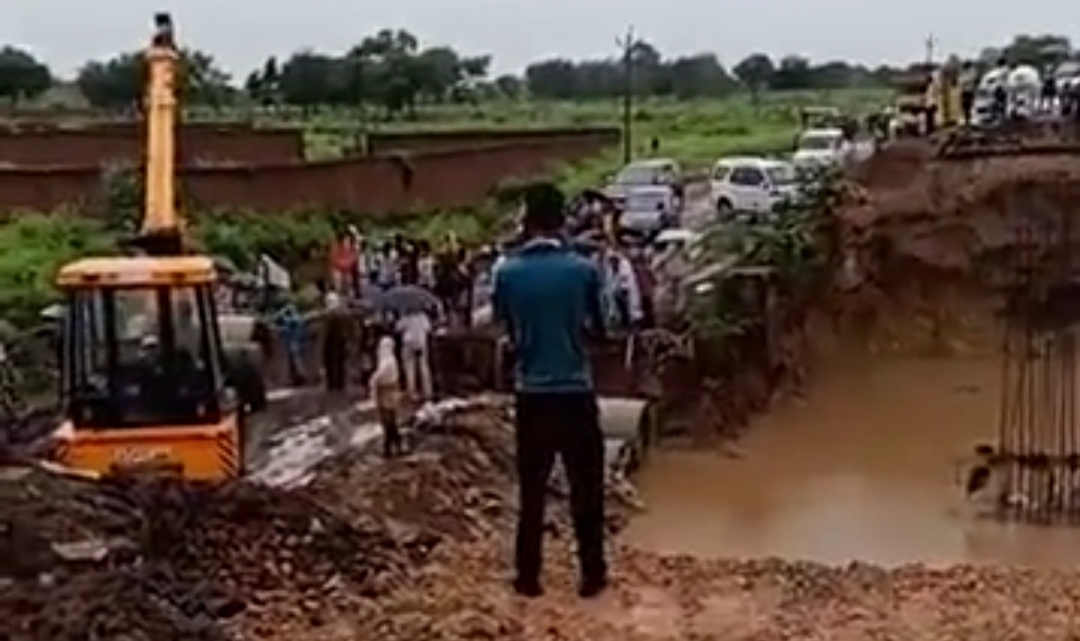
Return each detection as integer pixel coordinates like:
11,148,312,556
248,401,379,488
626,351,1080,566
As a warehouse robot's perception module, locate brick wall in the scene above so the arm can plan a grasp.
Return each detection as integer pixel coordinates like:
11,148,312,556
0,134,614,214
0,125,304,166
365,126,619,155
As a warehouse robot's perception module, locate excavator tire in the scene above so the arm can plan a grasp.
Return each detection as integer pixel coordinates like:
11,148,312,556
225,351,267,414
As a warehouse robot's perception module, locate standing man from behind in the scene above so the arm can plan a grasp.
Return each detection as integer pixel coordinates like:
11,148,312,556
493,182,609,599
959,61,978,126
395,306,434,402
322,292,351,393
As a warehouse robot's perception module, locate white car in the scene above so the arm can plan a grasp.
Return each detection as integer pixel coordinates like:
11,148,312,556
792,128,845,169
604,158,684,209
793,127,873,171
709,157,798,219
619,185,678,233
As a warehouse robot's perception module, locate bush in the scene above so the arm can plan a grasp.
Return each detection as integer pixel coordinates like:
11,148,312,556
0,203,513,328
0,213,114,326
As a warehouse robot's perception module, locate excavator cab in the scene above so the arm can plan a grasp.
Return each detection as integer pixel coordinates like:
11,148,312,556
49,15,248,481
54,257,241,479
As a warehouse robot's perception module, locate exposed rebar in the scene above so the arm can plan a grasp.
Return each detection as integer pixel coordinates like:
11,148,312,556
996,187,1080,522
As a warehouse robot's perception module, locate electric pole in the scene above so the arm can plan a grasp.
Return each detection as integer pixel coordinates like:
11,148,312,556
617,26,637,164
924,34,936,66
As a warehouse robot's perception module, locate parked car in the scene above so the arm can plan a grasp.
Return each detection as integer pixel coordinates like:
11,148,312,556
605,158,684,209
710,157,798,219
619,185,678,234
792,127,874,171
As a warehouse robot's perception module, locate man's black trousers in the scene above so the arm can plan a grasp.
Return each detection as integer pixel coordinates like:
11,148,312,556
513,391,606,584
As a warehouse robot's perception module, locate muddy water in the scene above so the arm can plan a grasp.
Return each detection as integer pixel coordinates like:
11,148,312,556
626,349,1080,567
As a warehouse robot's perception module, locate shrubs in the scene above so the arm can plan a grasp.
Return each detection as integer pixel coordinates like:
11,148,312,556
0,204,511,328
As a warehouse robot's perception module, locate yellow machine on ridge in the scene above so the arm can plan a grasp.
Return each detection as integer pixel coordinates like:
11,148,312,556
50,14,250,481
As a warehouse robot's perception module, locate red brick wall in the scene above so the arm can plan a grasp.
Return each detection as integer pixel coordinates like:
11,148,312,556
0,134,614,215
0,125,304,166
366,127,619,155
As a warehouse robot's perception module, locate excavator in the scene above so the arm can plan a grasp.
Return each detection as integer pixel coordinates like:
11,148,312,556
48,14,258,481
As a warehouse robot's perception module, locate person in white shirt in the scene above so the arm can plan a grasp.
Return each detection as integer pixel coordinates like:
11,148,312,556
603,248,643,329
417,241,436,289
395,310,434,401
369,335,403,457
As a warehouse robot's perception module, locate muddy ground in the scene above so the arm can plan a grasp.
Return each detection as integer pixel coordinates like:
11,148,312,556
6,398,1080,640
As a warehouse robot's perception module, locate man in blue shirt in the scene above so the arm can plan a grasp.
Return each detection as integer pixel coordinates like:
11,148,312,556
493,182,609,599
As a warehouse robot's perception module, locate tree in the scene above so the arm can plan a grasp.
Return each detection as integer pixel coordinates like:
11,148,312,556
493,74,524,99
1001,34,1072,69
76,49,233,110
770,55,814,90
245,56,281,106
278,50,341,109
733,53,775,100
181,50,233,107
665,54,736,99
76,53,142,110
0,47,52,105
525,59,581,99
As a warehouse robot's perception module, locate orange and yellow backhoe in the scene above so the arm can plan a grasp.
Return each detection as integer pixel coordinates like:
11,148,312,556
49,14,250,481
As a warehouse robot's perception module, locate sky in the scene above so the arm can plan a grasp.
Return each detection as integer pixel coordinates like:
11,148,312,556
4,0,1078,79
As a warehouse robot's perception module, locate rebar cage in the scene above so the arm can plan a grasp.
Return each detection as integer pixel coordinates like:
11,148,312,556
995,186,1080,521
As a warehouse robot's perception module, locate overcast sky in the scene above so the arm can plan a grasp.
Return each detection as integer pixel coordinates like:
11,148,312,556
5,0,1078,79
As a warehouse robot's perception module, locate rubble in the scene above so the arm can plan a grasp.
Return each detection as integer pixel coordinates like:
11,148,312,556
0,396,640,640
0,465,404,641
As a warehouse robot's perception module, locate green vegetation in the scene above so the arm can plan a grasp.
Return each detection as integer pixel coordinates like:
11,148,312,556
685,166,840,343
0,204,508,327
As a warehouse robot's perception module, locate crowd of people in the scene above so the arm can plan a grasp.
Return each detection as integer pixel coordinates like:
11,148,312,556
223,181,690,599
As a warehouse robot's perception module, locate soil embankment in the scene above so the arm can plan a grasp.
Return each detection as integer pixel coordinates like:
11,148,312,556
835,139,1080,352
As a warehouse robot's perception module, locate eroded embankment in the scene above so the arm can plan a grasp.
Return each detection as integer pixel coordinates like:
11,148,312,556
835,141,1080,352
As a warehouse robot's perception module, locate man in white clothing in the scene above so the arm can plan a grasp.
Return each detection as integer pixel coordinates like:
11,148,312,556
395,310,434,400
604,248,643,330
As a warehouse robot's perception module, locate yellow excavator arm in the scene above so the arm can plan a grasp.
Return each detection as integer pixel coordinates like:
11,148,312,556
139,13,185,253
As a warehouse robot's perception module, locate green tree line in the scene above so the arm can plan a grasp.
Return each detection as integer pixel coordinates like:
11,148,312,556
0,30,1074,115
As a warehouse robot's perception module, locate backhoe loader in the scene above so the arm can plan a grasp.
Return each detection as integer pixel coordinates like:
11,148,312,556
49,14,260,481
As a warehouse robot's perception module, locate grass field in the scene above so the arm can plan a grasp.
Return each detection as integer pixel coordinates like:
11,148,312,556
289,88,890,187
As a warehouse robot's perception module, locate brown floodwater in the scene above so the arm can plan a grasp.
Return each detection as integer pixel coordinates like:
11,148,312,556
625,347,1080,567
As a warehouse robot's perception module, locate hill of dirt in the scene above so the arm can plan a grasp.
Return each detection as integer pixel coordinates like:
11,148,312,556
832,140,1080,352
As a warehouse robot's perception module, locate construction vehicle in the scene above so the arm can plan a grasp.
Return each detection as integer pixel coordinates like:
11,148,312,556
49,14,263,481
887,64,961,135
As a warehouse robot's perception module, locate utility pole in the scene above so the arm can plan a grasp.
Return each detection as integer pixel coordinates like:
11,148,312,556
617,26,637,164
924,34,936,66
